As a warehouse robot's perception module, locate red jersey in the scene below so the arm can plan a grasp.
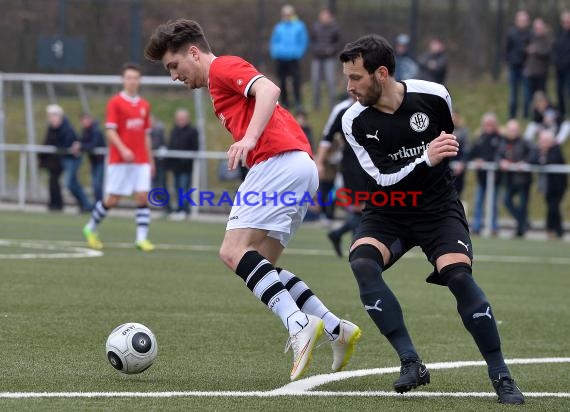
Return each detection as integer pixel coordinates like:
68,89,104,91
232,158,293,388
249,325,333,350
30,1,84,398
105,92,151,164
208,56,312,167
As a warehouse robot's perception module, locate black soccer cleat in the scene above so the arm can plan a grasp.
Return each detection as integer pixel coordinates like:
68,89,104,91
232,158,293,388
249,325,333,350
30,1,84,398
492,376,525,404
393,358,430,393
327,232,343,257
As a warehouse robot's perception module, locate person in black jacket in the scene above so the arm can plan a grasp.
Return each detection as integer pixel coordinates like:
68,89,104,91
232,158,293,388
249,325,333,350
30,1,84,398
535,129,567,238
310,8,342,111
79,113,106,203
498,119,534,237
39,105,91,212
168,108,199,219
505,10,532,119
416,37,447,84
468,112,503,235
451,110,470,198
553,10,570,118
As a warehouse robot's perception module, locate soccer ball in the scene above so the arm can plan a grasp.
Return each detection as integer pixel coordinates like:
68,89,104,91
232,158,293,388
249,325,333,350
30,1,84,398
105,323,158,374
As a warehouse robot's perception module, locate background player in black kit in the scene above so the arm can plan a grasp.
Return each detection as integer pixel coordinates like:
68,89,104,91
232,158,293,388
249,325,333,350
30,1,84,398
340,35,524,405
316,96,371,257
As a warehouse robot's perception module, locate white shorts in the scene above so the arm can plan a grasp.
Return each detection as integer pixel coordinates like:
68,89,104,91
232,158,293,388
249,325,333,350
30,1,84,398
226,151,319,247
105,164,151,196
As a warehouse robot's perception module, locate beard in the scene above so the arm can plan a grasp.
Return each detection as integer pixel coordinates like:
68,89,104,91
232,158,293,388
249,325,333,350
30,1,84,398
357,75,382,107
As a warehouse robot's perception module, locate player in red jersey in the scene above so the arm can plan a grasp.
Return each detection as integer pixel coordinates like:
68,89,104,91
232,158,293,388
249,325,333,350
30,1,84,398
83,63,156,252
145,19,361,381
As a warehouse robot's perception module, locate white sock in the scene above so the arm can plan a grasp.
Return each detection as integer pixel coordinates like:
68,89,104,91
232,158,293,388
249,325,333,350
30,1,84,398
238,253,306,334
278,268,341,339
269,292,308,334
136,207,150,242
87,200,108,231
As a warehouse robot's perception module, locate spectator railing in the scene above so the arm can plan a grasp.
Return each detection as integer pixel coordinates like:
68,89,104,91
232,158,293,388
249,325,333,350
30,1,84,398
2,143,570,235
0,143,226,219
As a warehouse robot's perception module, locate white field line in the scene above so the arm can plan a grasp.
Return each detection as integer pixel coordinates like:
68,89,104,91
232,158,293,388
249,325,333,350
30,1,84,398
278,357,570,392
0,239,102,259
3,238,570,265
0,358,568,399
0,391,569,399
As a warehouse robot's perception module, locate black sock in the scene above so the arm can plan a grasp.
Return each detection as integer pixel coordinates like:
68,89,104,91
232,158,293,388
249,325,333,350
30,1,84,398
444,263,510,380
350,244,418,361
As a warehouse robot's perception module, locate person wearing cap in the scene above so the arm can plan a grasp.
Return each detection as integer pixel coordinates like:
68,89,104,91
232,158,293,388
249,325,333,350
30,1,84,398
394,34,418,81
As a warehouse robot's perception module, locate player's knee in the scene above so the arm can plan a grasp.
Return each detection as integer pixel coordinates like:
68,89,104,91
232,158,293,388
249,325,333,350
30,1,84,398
104,196,119,208
349,244,384,292
218,241,237,269
134,193,148,206
438,262,472,286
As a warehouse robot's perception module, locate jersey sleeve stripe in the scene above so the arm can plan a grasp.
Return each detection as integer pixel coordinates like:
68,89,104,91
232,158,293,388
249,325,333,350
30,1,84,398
322,98,353,137
342,103,427,187
404,79,453,115
244,74,265,97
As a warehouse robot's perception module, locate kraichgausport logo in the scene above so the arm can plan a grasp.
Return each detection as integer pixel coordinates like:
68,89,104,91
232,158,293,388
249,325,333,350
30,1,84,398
148,188,422,208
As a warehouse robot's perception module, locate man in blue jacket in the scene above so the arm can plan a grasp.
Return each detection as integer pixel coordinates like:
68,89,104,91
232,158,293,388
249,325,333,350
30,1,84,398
270,4,308,110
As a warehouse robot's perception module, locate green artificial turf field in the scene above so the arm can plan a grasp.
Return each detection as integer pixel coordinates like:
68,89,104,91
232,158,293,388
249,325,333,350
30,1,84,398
0,210,569,411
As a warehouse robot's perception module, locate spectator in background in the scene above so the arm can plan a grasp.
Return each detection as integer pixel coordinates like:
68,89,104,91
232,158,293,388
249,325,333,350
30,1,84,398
553,10,570,118
468,112,503,235
498,119,534,237
168,108,199,220
451,110,469,198
39,104,91,213
394,34,418,81
150,115,169,215
39,105,65,211
523,18,552,116
534,129,567,239
523,91,563,142
505,10,532,119
269,4,308,110
79,113,106,204
310,8,341,111
417,37,447,84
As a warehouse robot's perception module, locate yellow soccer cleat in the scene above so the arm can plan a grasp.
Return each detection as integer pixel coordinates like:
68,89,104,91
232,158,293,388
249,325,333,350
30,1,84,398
135,239,155,252
330,320,362,372
83,225,103,250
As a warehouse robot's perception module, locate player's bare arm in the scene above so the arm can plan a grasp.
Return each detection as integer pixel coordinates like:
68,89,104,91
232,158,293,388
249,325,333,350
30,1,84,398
106,128,134,162
227,77,280,170
425,131,459,166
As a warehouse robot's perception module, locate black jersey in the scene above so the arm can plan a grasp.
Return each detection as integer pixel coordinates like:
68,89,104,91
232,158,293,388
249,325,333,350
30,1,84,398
342,79,456,214
321,98,361,172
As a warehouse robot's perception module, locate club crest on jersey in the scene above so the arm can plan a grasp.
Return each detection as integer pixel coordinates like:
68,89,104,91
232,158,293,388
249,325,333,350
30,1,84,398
237,79,243,86
410,112,429,132
140,108,146,117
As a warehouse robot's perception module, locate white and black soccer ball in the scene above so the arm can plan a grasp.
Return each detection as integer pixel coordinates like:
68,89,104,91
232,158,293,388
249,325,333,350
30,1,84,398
106,323,158,374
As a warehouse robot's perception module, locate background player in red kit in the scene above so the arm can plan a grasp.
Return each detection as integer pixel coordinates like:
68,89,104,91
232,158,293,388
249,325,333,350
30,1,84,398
83,63,156,252
145,19,361,381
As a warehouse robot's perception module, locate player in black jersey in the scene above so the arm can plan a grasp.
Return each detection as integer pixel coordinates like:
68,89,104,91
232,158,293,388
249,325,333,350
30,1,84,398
340,34,524,405
316,96,371,257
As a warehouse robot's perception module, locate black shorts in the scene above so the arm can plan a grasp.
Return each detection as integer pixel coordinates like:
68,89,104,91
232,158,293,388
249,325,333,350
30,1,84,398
353,199,473,271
